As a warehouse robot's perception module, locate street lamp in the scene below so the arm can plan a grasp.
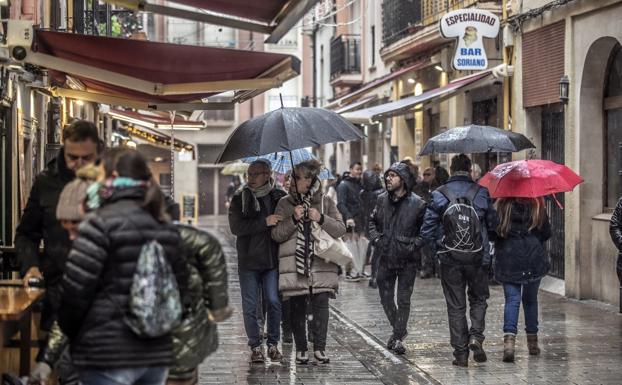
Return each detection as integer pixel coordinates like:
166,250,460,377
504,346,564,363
559,75,569,104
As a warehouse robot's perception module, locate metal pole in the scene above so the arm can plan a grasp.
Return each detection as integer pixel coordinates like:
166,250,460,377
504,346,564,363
169,111,175,200
502,0,510,131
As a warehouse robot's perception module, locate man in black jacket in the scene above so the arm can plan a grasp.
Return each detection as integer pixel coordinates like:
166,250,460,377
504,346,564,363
228,160,286,363
368,162,427,355
421,154,499,367
337,161,366,280
16,120,101,327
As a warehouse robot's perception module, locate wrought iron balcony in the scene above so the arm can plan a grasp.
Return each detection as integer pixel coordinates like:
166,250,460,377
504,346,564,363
330,34,362,86
382,0,422,48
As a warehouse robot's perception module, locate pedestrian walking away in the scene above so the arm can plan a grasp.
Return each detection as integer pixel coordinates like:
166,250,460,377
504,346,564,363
368,162,427,355
413,167,440,279
57,147,190,385
272,159,346,365
360,169,384,288
15,120,102,384
228,159,286,363
337,162,367,280
494,197,551,363
610,198,622,312
421,154,499,367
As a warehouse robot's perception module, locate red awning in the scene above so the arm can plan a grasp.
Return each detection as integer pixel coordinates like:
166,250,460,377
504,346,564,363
28,30,300,108
99,0,319,43
168,0,289,24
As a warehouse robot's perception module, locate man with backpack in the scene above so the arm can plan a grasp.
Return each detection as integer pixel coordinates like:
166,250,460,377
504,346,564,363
421,154,499,367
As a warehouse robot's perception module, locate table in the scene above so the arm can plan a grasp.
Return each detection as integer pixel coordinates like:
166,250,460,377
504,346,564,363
0,283,45,376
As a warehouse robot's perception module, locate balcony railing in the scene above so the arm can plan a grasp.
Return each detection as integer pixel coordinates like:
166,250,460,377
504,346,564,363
382,0,422,47
330,34,361,80
422,0,479,26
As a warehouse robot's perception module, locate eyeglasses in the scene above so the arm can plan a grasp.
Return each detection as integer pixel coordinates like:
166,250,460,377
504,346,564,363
247,172,269,178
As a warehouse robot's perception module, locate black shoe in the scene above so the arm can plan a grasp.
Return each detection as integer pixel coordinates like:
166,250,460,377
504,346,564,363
452,358,468,367
282,332,293,344
386,335,397,350
468,338,487,363
392,339,406,355
419,271,432,279
250,347,265,363
345,273,361,282
368,278,377,289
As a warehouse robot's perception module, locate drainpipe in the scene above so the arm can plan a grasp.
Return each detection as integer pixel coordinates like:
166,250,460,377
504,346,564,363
312,17,318,107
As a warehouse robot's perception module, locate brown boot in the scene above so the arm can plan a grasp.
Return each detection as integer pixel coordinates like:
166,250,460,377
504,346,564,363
527,333,540,355
502,334,516,363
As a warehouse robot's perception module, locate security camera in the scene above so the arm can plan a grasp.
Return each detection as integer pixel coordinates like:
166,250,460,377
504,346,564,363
11,45,26,60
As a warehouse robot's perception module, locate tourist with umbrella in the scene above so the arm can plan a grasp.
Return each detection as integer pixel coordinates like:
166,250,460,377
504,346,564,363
478,159,583,363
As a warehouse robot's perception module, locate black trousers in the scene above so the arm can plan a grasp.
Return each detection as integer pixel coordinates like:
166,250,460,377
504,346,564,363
376,262,417,340
440,263,490,358
290,292,330,351
420,244,436,276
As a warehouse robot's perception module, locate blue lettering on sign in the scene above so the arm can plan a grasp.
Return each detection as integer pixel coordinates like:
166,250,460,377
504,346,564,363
460,48,482,56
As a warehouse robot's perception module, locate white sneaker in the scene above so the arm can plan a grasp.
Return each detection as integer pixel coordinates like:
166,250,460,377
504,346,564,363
295,351,309,364
314,350,330,364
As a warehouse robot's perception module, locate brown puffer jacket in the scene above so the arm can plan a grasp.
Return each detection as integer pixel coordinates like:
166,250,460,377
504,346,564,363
272,191,346,298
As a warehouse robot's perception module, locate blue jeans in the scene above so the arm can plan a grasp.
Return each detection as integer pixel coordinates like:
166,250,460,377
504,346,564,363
502,279,541,335
78,367,168,385
238,268,281,348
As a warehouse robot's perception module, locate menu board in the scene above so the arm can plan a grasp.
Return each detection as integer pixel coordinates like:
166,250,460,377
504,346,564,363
181,194,197,224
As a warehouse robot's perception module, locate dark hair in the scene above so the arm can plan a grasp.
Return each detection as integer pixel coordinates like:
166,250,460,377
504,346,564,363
450,154,472,174
349,161,362,169
103,147,168,222
63,120,100,145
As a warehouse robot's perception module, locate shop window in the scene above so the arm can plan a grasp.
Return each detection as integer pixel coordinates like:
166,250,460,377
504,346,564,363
605,44,622,209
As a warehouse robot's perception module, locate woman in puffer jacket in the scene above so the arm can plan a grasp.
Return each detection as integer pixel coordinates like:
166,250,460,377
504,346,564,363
493,197,551,363
58,147,189,385
272,159,346,365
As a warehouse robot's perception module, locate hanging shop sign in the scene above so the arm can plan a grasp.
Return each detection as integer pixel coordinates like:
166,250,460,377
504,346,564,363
440,9,500,71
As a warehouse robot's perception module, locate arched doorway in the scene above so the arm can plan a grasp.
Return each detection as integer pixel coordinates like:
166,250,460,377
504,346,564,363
605,43,622,209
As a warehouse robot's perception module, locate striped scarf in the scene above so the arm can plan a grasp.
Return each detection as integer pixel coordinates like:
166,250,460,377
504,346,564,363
294,179,321,277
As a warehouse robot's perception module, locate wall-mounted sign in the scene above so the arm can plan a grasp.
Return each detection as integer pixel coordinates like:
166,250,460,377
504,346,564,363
440,9,500,71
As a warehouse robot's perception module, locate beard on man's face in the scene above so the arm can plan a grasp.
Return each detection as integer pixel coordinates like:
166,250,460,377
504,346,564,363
386,177,403,192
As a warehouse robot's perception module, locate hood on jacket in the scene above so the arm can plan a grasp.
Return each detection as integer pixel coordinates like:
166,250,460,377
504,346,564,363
384,162,415,192
362,170,383,192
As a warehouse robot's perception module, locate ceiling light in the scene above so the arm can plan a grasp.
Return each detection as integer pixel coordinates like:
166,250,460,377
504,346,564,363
154,157,164,162
407,78,416,84
434,65,444,72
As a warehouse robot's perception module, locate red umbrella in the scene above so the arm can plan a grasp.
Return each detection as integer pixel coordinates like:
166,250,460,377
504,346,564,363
478,160,583,201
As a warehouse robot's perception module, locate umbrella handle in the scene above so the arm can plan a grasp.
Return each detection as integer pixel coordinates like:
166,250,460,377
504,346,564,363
552,193,564,210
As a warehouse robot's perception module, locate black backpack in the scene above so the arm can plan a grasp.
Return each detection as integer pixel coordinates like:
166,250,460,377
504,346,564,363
438,184,483,262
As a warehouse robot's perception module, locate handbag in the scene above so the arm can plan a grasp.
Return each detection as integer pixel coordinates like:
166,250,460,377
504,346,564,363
311,196,353,267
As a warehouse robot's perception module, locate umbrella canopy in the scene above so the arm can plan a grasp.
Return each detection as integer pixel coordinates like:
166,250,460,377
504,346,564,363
243,149,335,179
221,161,249,176
216,107,364,163
419,125,535,155
478,159,583,198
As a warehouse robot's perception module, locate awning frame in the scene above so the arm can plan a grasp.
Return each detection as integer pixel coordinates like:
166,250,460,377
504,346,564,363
25,50,295,96
100,0,319,44
107,109,205,130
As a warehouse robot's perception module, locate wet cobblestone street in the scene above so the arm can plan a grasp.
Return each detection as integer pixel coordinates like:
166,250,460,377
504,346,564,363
198,218,622,384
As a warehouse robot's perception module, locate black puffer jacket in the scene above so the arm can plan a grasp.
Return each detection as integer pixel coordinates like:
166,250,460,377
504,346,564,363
228,186,286,270
58,187,189,369
170,225,229,378
609,197,622,282
15,150,74,285
337,176,363,230
360,171,383,238
494,201,551,284
368,162,427,269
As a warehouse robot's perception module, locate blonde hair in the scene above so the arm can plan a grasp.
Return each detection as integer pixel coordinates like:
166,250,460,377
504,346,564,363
495,197,546,238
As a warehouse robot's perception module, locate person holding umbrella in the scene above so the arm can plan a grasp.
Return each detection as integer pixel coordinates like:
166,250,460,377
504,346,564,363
478,158,583,362
493,197,551,362
272,159,346,365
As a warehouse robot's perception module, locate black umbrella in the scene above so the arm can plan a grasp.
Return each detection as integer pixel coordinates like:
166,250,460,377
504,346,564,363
418,125,535,155
216,107,364,163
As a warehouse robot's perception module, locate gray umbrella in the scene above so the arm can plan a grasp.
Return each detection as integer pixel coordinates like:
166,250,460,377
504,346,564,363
418,125,535,155
216,107,364,163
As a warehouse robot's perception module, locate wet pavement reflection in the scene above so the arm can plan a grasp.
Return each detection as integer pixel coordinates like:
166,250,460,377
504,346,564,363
199,217,622,385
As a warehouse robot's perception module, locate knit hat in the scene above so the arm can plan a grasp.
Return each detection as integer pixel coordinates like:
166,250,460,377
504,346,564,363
56,179,91,221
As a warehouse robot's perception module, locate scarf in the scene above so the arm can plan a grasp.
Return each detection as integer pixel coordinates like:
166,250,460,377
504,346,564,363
294,179,322,277
241,179,275,217
86,177,147,210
